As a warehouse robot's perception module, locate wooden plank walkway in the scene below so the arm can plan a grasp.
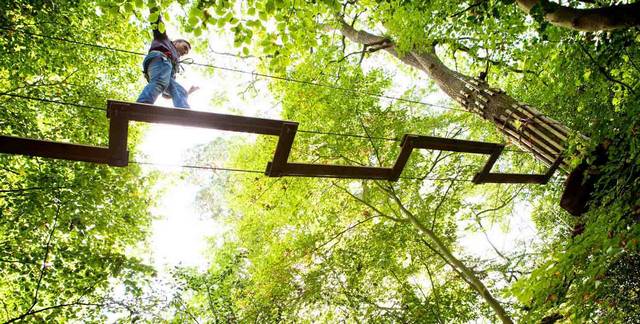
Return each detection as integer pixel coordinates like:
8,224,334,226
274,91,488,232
0,100,562,184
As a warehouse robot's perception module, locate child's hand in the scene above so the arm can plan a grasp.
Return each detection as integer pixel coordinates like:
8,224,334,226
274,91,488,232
188,85,200,95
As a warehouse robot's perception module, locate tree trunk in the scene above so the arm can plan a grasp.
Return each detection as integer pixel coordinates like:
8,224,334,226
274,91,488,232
339,21,575,170
515,0,640,32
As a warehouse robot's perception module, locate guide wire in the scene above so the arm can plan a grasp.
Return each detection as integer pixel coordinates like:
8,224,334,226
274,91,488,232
0,26,465,113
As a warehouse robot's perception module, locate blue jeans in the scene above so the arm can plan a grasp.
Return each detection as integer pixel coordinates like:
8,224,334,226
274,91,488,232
136,51,190,108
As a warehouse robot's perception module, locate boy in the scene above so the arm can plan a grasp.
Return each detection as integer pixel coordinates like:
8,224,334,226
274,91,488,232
136,11,198,108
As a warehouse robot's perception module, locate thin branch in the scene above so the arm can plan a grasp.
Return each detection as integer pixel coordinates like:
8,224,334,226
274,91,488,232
0,166,20,175
417,128,464,181
578,42,635,93
430,175,459,231
416,239,475,289
0,186,70,193
312,215,378,254
204,285,217,319
0,258,33,265
208,48,256,59
4,302,104,323
331,41,391,65
385,186,514,324
252,178,282,203
474,215,509,262
175,294,200,324
451,0,488,18
0,69,79,96
417,151,448,180
25,198,62,318
623,47,640,75
473,185,524,219
424,263,445,324
471,186,524,261
333,182,408,223
454,44,538,75
355,111,383,166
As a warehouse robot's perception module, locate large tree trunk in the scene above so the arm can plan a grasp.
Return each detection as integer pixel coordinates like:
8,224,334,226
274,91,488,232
515,0,640,32
339,21,574,170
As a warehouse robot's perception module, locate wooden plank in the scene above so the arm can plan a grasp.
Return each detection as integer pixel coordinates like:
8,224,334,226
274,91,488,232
518,104,570,142
410,135,503,155
499,121,558,165
520,126,563,154
508,104,567,145
0,100,562,186
541,155,563,183
0,136,112,164
108,100,286,136
473,150,563,185
266,122,298,176
473,147,504,183
108,113,129,166
277,163,392,180
389,135,417,181
474,173,547,184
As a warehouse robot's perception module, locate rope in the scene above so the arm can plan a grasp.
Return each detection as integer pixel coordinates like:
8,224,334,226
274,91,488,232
130,160,474,182
129,160,264,174
187,61,468,112
0,27,146,57
298,129,400,142
0,26,465,113
0,93,106,112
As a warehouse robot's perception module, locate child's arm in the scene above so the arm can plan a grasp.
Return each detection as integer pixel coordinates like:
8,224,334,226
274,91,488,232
150,7,168,41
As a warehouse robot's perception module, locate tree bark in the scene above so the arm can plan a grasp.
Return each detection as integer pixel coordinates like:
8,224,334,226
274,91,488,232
515,0,640,32
338,21,575,170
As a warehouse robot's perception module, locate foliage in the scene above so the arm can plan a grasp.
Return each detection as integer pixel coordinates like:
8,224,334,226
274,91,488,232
0,1,157,322
2,0,639,322
510,99,640,322
150,0,639,322
166,51,545,322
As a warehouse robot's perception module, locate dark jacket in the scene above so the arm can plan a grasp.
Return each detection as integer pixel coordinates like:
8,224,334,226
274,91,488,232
148,14,181,73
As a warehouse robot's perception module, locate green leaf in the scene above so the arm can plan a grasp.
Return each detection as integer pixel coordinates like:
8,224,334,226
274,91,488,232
188,14,198,26
149,11,159,22
265,0,275,13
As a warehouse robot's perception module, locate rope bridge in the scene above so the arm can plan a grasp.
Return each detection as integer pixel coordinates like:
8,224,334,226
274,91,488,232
0,100,561,184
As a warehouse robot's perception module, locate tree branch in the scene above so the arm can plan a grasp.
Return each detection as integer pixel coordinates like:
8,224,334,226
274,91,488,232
24,199,62,318
4,302,104,323
430,174,459,231
515,0,640,31
577,42,635,94
386,186,514,324
333,182,409,223
424,263,445,324
0,186,70,193
451,0,487,18
311,214,378,254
